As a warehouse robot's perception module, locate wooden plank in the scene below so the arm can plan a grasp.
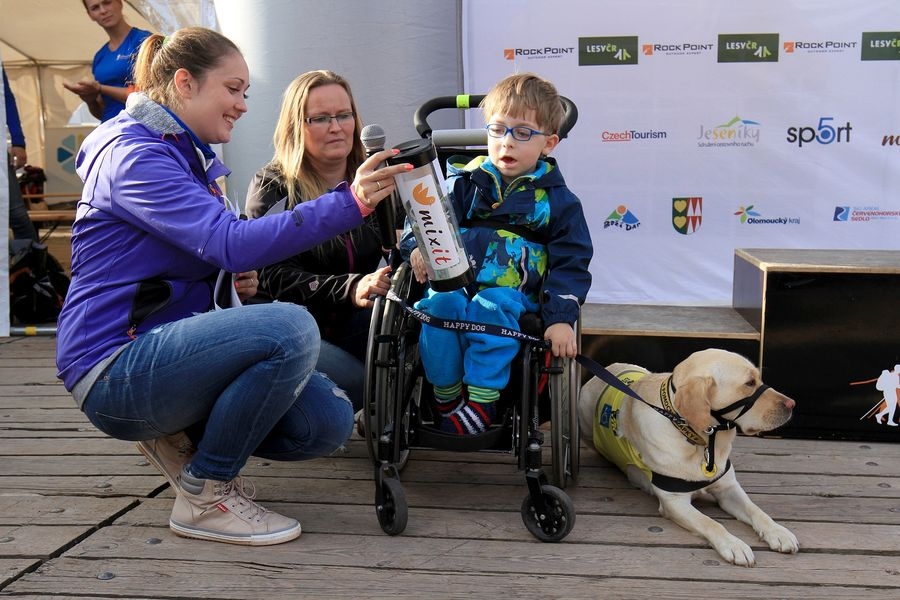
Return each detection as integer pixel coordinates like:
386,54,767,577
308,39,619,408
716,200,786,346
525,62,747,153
26,210,76,222
121,497,900,554
0,525,97,558
53,527,900,589
736,248,900,274
9,558,892,600
1,558,42,590
0,496,137,526
581,303,760,338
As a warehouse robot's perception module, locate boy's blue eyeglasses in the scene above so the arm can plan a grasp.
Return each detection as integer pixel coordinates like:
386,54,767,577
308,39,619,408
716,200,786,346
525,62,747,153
305,112,355,127
485,123,550,142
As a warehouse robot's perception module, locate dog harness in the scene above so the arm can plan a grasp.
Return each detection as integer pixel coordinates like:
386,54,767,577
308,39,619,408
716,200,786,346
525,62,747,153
591,369,654,483
591,371,738,493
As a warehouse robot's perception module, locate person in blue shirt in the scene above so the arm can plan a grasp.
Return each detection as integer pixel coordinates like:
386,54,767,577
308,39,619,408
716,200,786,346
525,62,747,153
4,66,38,241
63,0,151,122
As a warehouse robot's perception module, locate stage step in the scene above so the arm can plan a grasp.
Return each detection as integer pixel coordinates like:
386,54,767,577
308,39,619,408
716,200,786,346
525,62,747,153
581,303,759,340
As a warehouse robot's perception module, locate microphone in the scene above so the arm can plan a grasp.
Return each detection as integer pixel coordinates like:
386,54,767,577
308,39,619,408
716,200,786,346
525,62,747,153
360,124,397,250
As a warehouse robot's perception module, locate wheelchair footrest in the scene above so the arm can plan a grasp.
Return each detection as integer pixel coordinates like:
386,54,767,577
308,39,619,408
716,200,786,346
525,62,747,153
416,422,509,452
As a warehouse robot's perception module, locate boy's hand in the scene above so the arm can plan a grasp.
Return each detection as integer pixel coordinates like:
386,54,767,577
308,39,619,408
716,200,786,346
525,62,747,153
410,248,428,283
544,322,577,358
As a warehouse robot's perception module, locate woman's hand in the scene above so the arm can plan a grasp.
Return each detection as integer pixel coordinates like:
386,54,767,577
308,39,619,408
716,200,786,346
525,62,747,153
352,265,393,308
544,322,577,358
350,148,412,210
409,248,428,284
234,271,259,302
63,79,101,101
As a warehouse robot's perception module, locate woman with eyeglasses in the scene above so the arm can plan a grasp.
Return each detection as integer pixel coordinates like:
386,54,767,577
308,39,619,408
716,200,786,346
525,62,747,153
246,70,392,412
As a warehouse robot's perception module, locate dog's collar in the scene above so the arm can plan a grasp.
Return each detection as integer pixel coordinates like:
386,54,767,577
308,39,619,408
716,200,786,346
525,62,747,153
666,376,770,475
659,377,708,446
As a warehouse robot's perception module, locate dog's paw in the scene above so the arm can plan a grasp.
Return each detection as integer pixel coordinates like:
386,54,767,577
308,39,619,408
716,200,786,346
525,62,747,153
713,533,756,567
760,523,799,554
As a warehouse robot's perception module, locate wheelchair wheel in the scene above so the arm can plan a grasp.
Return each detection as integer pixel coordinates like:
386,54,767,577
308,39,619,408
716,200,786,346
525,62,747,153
365,264,418,469
520,484,575,542
376,477,408,536
548,319,581,489
362,293,387,463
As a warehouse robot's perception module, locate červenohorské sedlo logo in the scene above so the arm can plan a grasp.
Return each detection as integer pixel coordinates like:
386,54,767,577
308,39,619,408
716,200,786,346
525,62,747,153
718,33,779,62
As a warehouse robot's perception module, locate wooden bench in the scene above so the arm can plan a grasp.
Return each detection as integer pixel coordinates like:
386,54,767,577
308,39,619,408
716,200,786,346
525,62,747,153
581,303,760,340
26,209,76,223
579,303,760,376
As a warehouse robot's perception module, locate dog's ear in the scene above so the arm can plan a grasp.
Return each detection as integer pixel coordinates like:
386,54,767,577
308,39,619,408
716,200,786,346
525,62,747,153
674,375,715,433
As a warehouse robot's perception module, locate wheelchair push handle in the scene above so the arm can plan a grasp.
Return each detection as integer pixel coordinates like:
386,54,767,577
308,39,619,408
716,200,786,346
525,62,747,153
413,94,578,141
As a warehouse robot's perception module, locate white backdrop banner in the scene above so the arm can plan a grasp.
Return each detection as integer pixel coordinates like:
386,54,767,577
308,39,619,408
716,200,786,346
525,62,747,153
462,0,900,305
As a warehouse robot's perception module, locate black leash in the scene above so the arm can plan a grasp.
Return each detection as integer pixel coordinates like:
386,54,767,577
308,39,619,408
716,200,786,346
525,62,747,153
384,289,765,476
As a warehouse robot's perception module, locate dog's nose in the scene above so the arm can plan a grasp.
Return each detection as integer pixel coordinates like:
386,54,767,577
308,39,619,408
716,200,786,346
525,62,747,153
782,396,796,410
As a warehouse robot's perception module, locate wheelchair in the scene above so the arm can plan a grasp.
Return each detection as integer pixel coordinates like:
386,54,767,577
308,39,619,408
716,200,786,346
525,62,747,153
360,94,582,543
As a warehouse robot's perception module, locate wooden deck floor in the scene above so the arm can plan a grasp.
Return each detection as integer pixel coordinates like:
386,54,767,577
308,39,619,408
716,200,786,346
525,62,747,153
2,335,899,599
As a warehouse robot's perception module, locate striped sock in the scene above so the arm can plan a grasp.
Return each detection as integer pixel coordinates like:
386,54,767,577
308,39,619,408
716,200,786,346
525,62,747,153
439,400,496,435
433,383,464,417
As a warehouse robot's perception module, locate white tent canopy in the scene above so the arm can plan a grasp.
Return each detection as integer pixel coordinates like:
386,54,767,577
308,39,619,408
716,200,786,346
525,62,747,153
0,0,214,168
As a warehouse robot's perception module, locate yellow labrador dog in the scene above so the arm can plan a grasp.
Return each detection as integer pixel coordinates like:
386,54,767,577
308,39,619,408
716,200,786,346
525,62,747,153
578,348,799,566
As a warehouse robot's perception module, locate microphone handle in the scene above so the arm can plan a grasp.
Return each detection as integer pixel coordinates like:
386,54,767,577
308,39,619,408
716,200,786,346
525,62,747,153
366,147,397,250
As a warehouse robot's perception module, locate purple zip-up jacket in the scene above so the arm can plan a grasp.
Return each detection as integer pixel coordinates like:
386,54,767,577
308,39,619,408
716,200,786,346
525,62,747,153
56,93,364,390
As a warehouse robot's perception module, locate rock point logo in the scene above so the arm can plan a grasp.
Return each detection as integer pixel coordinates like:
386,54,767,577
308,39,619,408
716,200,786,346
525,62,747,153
642,41,715,57
673,197,702,234
604,204,641,230
784,40,857,54
504,46,575,61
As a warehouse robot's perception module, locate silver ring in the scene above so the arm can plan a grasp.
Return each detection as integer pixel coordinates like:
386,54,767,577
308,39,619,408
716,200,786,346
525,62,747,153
376,180,382,191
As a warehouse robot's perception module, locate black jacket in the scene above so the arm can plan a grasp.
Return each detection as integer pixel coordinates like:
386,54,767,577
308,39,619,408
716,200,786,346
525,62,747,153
245,166,385,335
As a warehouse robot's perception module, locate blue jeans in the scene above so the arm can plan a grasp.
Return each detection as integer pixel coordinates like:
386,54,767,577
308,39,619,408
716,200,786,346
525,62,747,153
317,307,373,411
82,302,354,481
8,161,37,242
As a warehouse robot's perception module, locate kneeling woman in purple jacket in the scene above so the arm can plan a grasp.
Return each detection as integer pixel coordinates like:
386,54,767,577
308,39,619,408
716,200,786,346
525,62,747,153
55,27,409,547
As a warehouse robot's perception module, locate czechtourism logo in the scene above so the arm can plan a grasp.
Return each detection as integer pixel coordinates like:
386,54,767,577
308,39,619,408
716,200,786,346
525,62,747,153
673,197,702,234
579,36,639,65
735,204,799,225
604,205,641,230
601,128,668,143
717,33,779,62
834,206,900,222
698,116,761,148
504,46,575,61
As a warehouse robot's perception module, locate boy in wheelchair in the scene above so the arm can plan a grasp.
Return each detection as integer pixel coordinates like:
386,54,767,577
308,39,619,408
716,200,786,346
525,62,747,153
401,73,593,436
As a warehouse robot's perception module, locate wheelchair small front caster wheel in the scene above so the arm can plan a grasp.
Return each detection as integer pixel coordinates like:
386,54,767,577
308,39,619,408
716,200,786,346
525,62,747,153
376,477,408,536
521,484,574,542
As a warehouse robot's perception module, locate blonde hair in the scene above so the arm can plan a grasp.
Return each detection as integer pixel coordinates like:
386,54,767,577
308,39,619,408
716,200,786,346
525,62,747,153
269,70,365,208
133,27,241,111
480,73,564,134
